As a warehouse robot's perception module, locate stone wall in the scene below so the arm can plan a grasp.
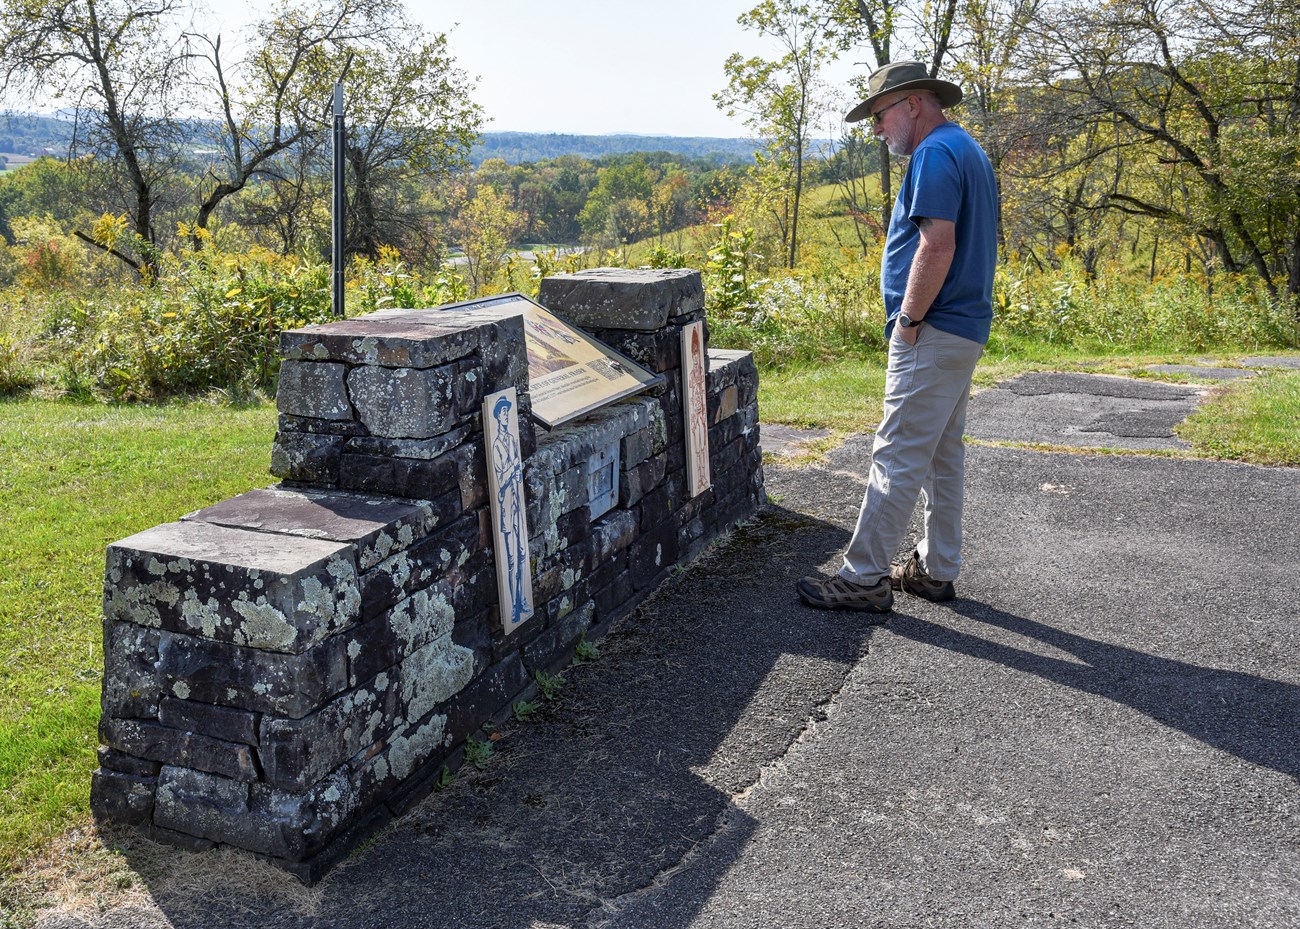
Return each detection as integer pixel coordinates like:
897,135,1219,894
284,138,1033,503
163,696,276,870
92,268,764,881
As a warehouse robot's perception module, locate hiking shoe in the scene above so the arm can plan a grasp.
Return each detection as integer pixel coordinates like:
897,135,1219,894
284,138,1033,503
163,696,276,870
889,550,956,602
796,574,893,613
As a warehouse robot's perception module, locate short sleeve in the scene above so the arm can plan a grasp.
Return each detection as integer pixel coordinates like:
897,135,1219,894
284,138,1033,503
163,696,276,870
907,144,961,226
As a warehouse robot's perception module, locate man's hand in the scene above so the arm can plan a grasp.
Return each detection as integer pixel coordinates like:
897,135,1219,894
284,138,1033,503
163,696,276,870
898,216,956,339
898,321,920,346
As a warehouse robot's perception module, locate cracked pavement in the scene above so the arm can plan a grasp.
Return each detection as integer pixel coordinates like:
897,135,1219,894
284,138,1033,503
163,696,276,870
33,370,1300,929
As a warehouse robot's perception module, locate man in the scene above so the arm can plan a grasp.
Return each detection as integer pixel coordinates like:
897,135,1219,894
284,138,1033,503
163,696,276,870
797,60,999,614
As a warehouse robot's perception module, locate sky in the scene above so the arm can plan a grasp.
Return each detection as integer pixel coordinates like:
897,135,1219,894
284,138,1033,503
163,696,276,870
398,0,866,138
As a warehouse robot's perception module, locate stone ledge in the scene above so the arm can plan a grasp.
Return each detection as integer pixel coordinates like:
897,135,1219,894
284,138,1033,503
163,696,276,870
104,521,361,654
538,268,704,331
185,486,441,573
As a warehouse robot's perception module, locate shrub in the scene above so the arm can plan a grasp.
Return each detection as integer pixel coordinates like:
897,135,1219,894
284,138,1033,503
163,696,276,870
42,250,334,400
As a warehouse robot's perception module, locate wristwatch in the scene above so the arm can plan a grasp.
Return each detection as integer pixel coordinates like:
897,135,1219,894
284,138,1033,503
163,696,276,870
898,313,920,329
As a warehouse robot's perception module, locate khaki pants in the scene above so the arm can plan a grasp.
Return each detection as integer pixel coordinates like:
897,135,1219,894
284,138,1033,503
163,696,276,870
839,324,984,585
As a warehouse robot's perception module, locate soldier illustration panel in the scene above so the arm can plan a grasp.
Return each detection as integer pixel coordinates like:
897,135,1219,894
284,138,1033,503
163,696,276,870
483,387,535,633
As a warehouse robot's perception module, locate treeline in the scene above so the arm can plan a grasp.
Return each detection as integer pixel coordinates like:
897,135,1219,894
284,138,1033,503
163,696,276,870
0,113,761,170
470,132,758,166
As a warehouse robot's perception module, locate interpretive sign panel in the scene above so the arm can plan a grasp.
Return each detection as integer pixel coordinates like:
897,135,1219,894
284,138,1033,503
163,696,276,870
681,320,711,497
453,293,659,427
483,387,535,634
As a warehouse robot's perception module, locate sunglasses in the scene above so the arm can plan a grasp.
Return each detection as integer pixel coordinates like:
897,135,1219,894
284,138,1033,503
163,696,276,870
871,97,910,125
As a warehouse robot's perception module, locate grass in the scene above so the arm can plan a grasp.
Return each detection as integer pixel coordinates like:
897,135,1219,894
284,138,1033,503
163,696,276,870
758,358,888,432
1176,371,1300,466
0,397,278,874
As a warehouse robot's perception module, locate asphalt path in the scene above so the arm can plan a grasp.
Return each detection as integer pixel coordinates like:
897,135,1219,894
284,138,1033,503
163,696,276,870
32,371,1300,929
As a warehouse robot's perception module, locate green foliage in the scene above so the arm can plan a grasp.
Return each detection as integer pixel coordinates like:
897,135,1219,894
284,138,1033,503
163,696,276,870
572,634,600,665
512,698,541,721
646,243,688,269
351,246,469,314
40,246,333,400
705,218,763,318
534,670,566,702
463,736,493,770
988,259,1295,354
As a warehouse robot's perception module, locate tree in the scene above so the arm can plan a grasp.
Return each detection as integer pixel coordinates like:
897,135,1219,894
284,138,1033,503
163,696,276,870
187,0,399,240
1024,0,1300,305
452,182,521,295
716,0,834,269
578,156,657,246
334,27,482,261
0,0,195,277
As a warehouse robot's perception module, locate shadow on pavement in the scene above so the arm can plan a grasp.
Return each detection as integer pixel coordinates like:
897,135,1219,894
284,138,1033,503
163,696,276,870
98,508,872,929
892,599,1300,782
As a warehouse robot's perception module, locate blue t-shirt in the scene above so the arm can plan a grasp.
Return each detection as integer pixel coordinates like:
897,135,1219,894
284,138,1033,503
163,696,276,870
881,122,999,345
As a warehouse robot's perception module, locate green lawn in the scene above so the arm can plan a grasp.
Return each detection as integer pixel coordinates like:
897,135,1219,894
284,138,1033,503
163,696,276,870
1176,371,1300,466
0,398,278,871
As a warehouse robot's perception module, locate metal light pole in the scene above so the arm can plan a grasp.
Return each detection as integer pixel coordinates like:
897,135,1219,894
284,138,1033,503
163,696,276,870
331,82,345,318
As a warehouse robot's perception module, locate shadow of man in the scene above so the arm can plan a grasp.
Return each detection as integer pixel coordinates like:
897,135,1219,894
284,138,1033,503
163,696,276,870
890,599,1300,781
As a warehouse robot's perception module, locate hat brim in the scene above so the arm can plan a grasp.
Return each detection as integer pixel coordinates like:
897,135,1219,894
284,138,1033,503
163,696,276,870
845,79,963,123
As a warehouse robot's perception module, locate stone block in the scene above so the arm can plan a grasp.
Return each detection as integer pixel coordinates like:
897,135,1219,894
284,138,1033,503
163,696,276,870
451,439,489,511
104,520,361,654
98,746,161,777
186,486,444,573
258,672,399,791
345,581,459,687
397,636,475,722
270,432,345,485
359,513,480,620
157,629,348,719
475,315,531,397
338,451,460,502
447,550,497,618
101,619,161,719
618,452,667,508
277,413,368,437
710,385,739,425
522,602,594,674
443,652,529,747
538,268,703,331
91,769,156,826
159,697,259,746
593,568,637,622
589,508,638,565
100,718,260,782
524,458,586,533
280,317,480,368
347,364,461,440
344,425,471,463
629,520,680,591
276,361,353,421
155,765,356,861
621,427,654,469
351,710,449,806
589,326,682,375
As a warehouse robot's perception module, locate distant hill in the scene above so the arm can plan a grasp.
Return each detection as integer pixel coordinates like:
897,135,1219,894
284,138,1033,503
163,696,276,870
0,113,74,156
0,113,761,167
472,131,757,166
